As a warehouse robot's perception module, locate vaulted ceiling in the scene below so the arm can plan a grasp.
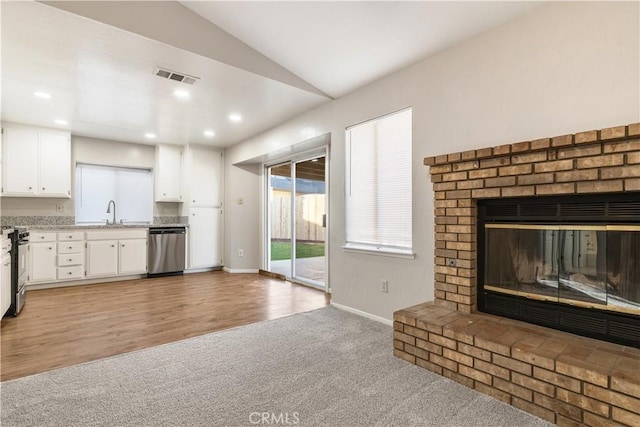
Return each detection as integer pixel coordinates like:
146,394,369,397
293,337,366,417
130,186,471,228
1,1,541,148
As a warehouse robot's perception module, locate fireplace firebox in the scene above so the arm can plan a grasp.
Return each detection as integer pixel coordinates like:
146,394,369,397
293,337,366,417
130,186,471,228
478,193,640,347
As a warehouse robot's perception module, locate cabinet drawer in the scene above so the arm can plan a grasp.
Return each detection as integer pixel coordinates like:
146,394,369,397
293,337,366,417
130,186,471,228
57,253,82,266
30,232,57,242
57,242,84,253
57,266,83,280
57,232,84,241
86,229,147,240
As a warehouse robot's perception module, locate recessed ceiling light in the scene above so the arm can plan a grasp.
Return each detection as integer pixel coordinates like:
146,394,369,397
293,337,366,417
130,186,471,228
145,133,157,139
174,89,189,99
204,130,215,138
54,119,68,125
229,113,242,123
34,91,51,99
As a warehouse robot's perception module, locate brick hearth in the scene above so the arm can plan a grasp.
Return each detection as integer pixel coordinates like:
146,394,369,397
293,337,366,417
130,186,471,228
394,122,640,426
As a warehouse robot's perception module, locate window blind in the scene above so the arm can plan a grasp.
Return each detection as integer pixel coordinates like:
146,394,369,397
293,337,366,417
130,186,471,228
75,163,152,224
345,108,412,254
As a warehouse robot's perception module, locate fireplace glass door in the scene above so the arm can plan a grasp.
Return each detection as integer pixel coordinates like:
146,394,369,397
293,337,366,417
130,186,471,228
484,224,640,315
557,227,607,307
607,227,640,314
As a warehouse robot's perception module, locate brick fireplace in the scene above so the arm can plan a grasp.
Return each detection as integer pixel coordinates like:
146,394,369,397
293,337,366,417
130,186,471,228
394,123,640,426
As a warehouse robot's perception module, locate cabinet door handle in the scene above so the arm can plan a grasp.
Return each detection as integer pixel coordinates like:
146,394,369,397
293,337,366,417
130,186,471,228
42,187,46,191
40,236,45,239
163,193,166,196
48,247,52,250
68,236,73,239
122,244,125,247
68,258,73,262
68,271,73,275
193,200,196,203
68,246,73,249
111,245,115,248
28,186,32,190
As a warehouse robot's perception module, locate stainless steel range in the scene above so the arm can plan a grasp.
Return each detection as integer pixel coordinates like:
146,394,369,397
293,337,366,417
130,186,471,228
9,229,29,315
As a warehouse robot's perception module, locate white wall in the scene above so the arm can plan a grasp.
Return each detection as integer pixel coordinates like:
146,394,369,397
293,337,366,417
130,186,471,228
228,1,639,320
73,136,155,169
224,163,261,270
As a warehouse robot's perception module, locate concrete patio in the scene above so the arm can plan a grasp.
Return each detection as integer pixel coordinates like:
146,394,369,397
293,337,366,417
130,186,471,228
269,256,325,284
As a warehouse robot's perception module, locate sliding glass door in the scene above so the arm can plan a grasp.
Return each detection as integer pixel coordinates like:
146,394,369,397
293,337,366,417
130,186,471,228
266,152,326,289
267,162,293,279
293,157,326,286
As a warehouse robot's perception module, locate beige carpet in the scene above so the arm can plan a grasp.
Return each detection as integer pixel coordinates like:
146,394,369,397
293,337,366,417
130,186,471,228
1,307,553,426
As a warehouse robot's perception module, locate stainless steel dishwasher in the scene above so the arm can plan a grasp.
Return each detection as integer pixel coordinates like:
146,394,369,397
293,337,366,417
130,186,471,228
148,227,186,277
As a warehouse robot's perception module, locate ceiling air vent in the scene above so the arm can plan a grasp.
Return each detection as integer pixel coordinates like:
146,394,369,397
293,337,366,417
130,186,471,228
154,67,200,85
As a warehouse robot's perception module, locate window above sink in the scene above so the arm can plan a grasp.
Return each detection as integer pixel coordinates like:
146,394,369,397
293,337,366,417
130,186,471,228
75,164,153,225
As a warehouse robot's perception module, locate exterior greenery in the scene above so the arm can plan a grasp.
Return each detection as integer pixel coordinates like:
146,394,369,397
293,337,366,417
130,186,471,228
270,242,324,261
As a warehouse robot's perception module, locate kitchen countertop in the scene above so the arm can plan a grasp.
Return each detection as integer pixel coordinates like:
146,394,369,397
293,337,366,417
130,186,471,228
26,224,188,230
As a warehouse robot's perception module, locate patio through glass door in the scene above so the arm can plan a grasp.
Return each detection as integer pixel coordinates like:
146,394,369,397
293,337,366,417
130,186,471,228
266,153,326,289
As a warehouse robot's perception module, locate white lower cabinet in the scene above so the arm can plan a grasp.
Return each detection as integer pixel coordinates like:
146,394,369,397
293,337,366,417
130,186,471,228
189,207,222,269
86,240,118,278
85,229,147,278
27,228,147,285
29,242,57,283
118,239,147,275
1,242,12,317
56,233,84,280
29,231,83,284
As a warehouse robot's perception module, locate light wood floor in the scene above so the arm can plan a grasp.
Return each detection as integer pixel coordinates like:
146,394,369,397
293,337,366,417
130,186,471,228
0,271,329,381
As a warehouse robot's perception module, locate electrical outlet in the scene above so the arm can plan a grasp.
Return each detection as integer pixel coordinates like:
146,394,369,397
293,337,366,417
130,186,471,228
237,197,244,205
381,279,388,293
56,204,65,212
238,249,244,257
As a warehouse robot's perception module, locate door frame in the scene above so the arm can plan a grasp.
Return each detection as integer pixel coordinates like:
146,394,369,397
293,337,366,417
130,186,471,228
263,146,329,292
264,159,293,279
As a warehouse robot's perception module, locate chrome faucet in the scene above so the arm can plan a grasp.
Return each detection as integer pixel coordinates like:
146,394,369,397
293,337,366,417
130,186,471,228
106,200,116,225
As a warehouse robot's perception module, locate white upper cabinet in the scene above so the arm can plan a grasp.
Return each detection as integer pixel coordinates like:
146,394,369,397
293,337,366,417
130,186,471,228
186,145,222,207
2,128,39,196
155,144,182,202
38,129,72,197
2,126,71,198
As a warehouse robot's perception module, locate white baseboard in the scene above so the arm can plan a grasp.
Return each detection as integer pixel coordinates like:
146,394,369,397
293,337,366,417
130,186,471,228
223,267,260,274
27,274,146,290
330,302,393,326
184,267,221,274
